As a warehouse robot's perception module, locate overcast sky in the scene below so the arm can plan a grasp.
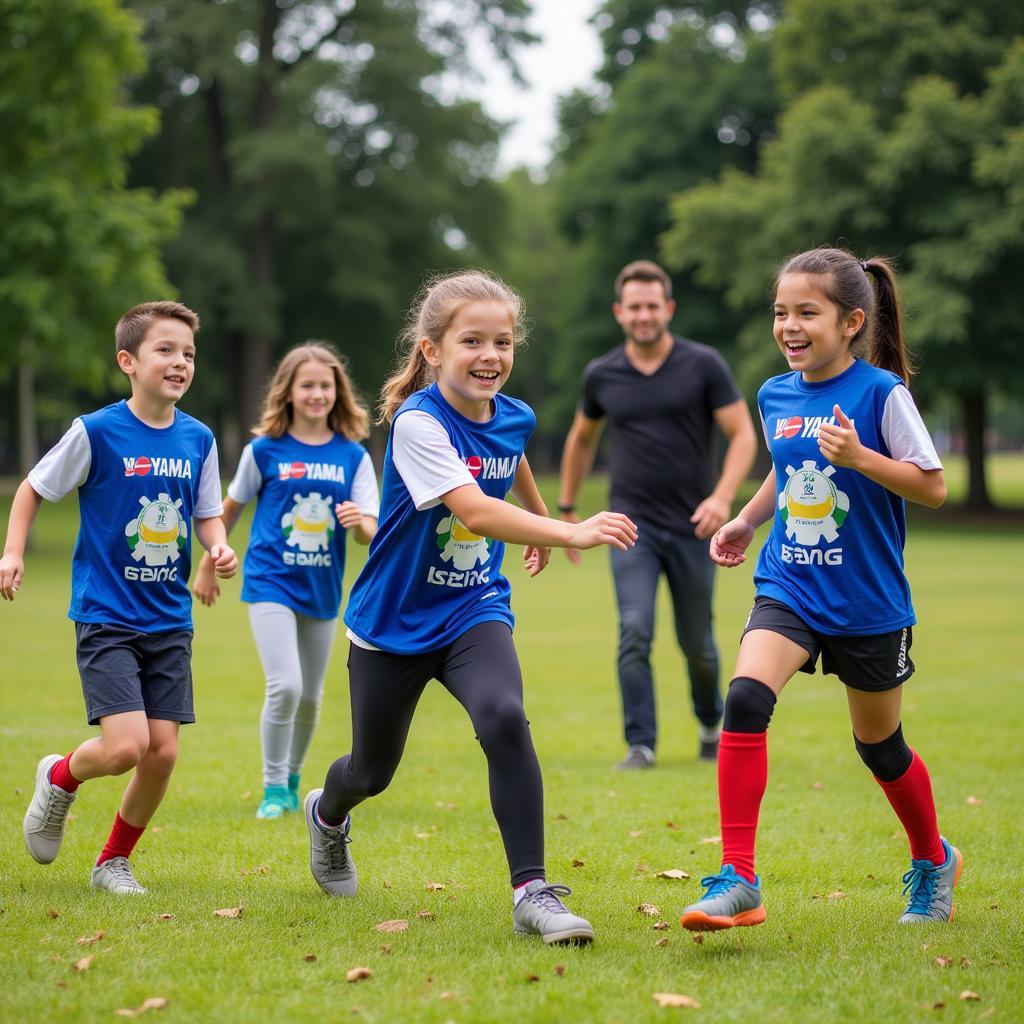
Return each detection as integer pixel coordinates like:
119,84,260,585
468,0,604,174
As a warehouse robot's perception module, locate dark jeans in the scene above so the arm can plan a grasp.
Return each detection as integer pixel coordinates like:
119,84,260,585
610,520,722,750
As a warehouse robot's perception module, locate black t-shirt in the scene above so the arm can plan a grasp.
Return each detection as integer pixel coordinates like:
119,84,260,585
580,336,742,535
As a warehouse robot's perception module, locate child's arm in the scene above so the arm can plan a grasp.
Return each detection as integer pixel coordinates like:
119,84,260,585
710,468,777,568
192,496,246,605
193,515,238,582
0,480,44,601
335,503,377,545
509,455,551,577
818,405,947,508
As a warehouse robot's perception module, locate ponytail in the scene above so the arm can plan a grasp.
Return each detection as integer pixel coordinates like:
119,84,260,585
862,259,912,385
378,347,436,426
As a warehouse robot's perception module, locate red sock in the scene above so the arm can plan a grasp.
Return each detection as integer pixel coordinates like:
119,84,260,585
874,750,944,864
96,812,146,866
718,730,768,884
49,752,81,793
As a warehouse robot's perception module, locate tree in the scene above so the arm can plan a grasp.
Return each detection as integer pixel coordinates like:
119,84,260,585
0,0,187,472
662,0,1024,508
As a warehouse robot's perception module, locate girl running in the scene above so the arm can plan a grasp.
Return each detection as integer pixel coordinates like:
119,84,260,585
681,247,960,931
193,343,379,819
302,270,637,945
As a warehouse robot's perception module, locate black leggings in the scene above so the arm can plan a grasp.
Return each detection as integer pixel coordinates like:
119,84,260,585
319,621,544,887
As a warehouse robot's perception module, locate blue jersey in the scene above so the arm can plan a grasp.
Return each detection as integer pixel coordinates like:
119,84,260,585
754,359,918,635
231,434,375,619
30,401,221,633
344,385,536,654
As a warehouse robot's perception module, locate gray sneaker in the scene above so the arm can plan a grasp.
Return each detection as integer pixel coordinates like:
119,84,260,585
613,745,655,771
90,857,147,894
304,789,357,897
513,881,594,945
899,837,963,923
680,865,766,931
23,754,77,864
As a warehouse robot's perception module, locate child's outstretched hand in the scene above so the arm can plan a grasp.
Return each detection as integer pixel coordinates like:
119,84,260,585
567,511,638,552
0,553,24,601
191,554,220,606
210,544,238,580
523,544,551,577
710,517,755,567
818,405,863,468
335,501,363,530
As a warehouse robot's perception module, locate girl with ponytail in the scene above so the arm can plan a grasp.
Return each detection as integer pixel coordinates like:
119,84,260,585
680,247,961,932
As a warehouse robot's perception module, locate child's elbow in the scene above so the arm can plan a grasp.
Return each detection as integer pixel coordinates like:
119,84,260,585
924,474,947,509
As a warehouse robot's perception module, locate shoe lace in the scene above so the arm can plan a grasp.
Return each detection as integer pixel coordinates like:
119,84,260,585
902,862,939,915
700,871,740,899
324,829,352,871
42,789,73,833
526,883,571,913
105,858,139,887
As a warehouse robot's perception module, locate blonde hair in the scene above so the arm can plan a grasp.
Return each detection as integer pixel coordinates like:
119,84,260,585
378,270,526,424
116,301,199,356
255,342,370,441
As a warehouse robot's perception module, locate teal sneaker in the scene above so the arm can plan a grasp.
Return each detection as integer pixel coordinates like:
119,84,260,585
256,785,290,820
286,773,301,813
899,837,962,924
680,864,766,931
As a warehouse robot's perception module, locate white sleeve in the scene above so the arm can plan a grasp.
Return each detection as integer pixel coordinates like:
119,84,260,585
350,452,381,517
27,419,92,501
881,386,942,470
226,443,262,504
392,410,475,511
194,442,225,518
758,410,772,450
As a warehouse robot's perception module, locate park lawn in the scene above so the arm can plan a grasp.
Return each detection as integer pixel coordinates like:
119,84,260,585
0,474,1021,1024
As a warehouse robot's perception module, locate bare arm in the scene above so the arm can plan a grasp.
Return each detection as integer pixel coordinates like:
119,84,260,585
509,455,551,577
193,495,245,605
335,502,377,545
0,479,45,600
690,398,758,540
709,468,777,568
193,515,238,578
558,410,604,511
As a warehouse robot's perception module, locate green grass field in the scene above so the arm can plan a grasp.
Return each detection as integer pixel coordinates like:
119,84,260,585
1,467,1022,1023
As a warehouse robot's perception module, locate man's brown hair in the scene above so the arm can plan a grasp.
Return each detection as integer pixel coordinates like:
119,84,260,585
115,301,200,356
614,260,673,301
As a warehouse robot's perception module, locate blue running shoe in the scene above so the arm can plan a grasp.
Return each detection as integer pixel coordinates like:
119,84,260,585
286,773,301,813
680,864,766,931
256,785,290,820
899,837,962,924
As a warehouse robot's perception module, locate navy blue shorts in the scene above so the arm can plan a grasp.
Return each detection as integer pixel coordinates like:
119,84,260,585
74,622,195,726
742,597,914,693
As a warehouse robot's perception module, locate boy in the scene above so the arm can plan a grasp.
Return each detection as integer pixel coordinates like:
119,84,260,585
0,301,236,894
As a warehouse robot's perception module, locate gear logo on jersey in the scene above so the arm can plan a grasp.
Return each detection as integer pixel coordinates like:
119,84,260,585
125,493,187,565
779,460,850,545
435,513,491,571
282,492,335,552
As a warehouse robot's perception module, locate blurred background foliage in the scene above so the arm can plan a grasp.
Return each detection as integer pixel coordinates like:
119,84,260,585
2,0,1022,508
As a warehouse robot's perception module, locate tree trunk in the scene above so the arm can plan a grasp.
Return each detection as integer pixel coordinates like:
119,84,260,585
18,336,38,476
959,387,991,511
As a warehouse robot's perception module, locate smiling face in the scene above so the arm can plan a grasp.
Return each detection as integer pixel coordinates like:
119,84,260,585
289,359,336,429
118,317,196,405
613,280,675,348
421,300,515,421
773,273,864,383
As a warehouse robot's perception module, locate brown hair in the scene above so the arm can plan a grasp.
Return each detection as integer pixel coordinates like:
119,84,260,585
776,247,912,384
116,301,199,356
378,270,525,424
254,342,370,441
614,259,673,301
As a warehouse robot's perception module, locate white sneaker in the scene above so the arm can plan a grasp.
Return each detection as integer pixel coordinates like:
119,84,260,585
23,754,77,864
90,856,148,894
304,789,358,897
513,881,594,944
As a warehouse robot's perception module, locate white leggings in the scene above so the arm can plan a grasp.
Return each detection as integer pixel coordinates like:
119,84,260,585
248,602,337,788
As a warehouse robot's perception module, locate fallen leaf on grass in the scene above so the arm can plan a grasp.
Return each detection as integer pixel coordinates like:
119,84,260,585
346,967,372,983
425,882,446,891
382,880,393,888
304,954,317,963
434,801,457,811
629,830,644,838
213,907,243,919
554,813,568,821
656,869,690,880
374,919,409,933
653,992,700,1009
827,892,845,900
572,859,585,868
638,903,660,916
239,791,251,801
46,908,60,919
439,991,456,1000
655,938,669,947
378,944,391,954
699,836,721,845
239,864,269,878
934,956,954,968
965,796,983,806
157,914,174,921
930,1001,946,1010
114,997,169,1017
653,922,670,931
416,911,435,920
812,781,824,790
525,974,539,983
664,821,681,830
75,930,104,945
554,964,566,977
989,903,999,910
72,955,95,972
150,827,164,834
414,832,431,840
960,992,981,1002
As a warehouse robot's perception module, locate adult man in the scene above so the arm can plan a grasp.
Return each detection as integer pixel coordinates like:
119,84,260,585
559,260,756,768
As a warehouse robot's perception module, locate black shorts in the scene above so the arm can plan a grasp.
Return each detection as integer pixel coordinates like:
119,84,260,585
742,597,914,693
75,622,195,725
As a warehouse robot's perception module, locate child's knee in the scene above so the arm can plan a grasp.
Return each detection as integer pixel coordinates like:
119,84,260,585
265,676,302,717
723,677,777,733
106,739,149,775
853,723,912,782
476,702,530,751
